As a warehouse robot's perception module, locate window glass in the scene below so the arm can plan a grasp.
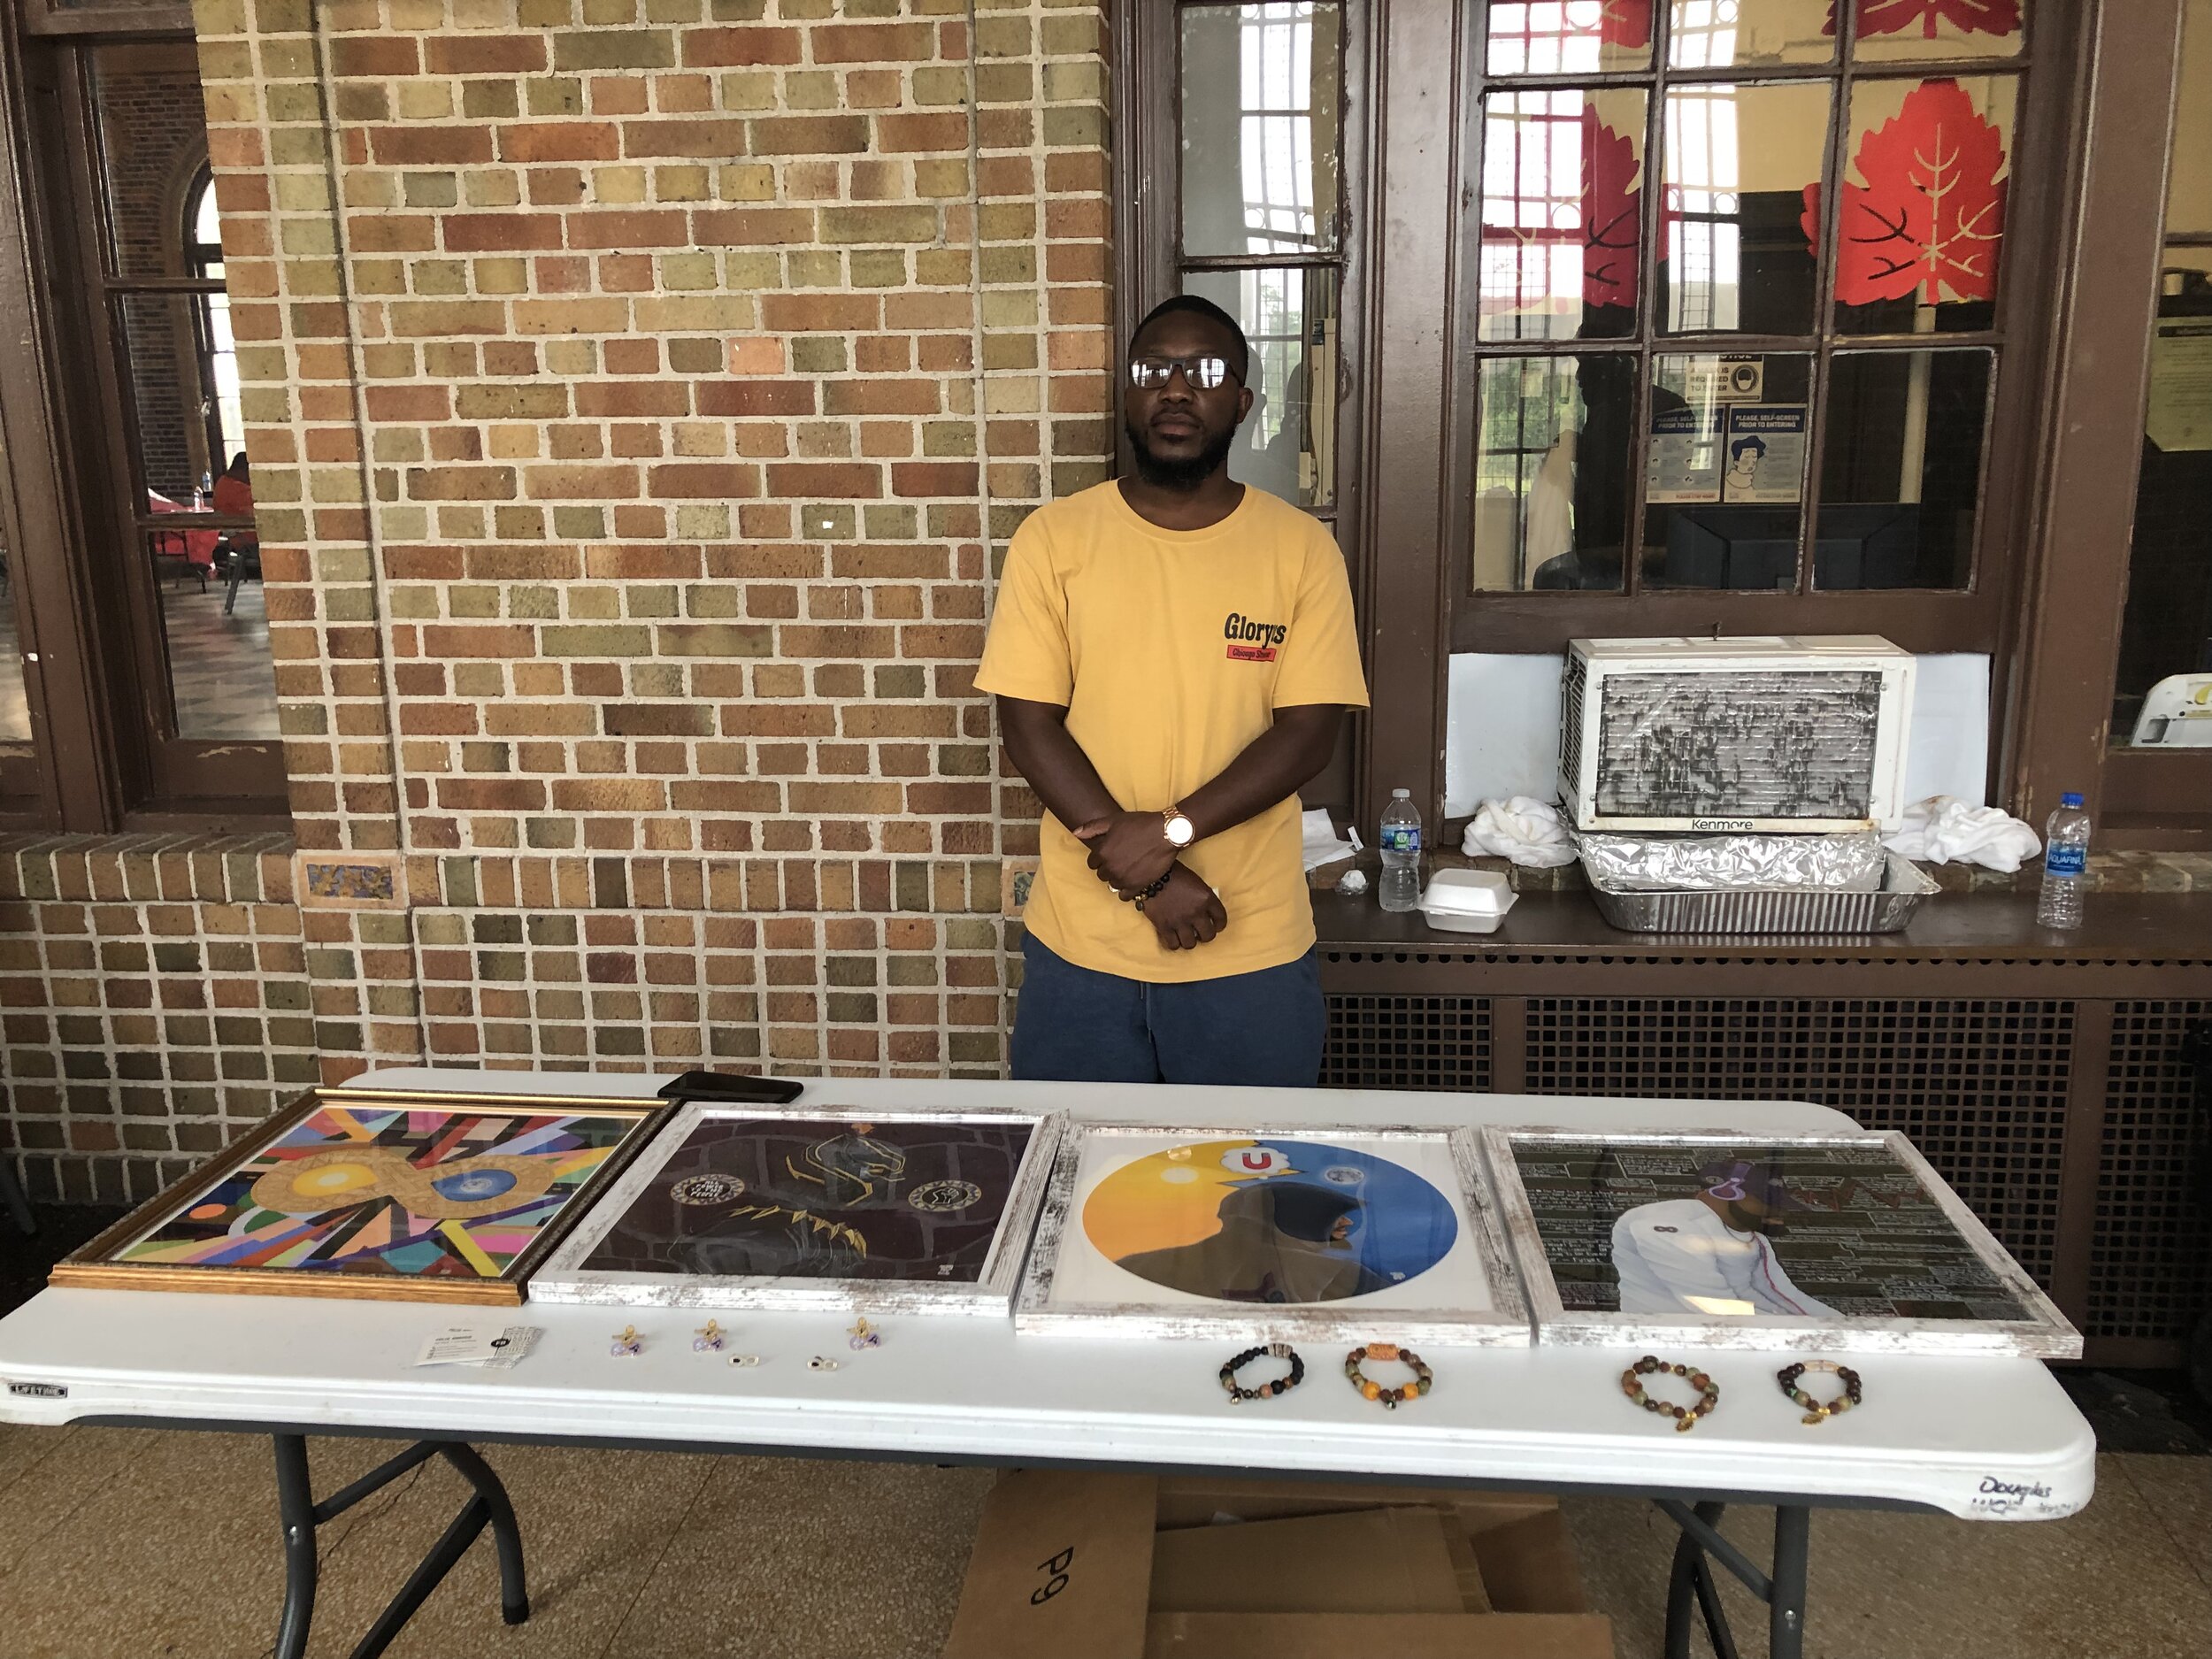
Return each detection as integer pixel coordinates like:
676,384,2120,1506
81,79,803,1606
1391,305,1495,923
2110,0,2212,749
1669,0,1835,67
1827,75,2017,335
1184,267,1340,511
1485,2,1655,75
1642,350,1815,588
1848,0,2026,64
90,46,208,280
1181,2,1342,258
1816,348,1992,589
0,522,29,742
1478,88,1647,343
1658,81,1830,335
1471,354,1635,591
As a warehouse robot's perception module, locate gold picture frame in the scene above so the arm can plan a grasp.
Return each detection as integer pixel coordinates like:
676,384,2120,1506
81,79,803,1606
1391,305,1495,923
51,1087,668,1305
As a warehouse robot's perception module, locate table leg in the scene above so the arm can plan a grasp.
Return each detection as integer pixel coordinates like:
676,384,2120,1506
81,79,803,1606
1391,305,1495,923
1657,1499,1812,1659
265,1433,531,1659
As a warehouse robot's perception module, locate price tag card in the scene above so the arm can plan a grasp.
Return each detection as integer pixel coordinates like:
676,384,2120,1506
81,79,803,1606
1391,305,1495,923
413,1325,541,1370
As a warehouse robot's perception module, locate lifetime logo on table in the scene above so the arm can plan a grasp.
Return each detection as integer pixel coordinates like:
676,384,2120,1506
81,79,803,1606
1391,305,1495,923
1224,612,1286,663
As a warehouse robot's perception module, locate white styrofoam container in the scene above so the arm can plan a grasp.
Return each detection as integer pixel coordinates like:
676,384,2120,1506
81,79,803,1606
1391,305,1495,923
1419,868,1516,933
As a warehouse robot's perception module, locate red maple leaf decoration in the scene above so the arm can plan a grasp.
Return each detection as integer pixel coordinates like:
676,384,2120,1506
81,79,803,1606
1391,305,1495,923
1800,78,2008,307
1581,106,1642,310
1823,0,2022,40
1597,0,1653,49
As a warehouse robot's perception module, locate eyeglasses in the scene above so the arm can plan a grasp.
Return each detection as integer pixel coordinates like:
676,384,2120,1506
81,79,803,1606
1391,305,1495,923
1128,354,1240,391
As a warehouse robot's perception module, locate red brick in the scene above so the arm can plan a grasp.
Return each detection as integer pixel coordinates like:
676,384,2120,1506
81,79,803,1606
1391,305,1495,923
691,207,815,246
695,380,816,418
824,380,939,416
565,210,689,249
891,462,979,497
765,463,882,499
647,464,762,499
759,294,879,333
874,112,968,154
620,119,748,159
682,26,803,66
368,127,494,166
443,212,565,252
746,116,870,156
332,36,419,77
498,123,621,163
811,22,938,63
426,35,549,74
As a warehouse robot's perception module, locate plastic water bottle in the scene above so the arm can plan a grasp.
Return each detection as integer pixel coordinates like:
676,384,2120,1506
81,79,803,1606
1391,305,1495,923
1379,788,1423,913
2035,791,2092,929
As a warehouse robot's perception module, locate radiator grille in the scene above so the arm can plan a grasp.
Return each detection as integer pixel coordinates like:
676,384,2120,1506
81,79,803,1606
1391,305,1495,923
2090,1001,2212,1342
1323,995,1491,1092
1520,997,2072,1288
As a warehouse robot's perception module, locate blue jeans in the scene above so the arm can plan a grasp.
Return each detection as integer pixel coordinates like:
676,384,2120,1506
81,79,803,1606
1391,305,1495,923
1010,934,1327,1086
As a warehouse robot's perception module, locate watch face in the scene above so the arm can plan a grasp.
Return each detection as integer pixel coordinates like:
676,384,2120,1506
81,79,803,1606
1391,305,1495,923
1166,815,1194,846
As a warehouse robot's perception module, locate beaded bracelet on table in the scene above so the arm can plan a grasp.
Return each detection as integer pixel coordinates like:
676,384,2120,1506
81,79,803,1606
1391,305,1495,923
1777,1359,1863,1425
1620,1355,1718,1432
1219,1341,1304,1404
1344,1342,1432,1409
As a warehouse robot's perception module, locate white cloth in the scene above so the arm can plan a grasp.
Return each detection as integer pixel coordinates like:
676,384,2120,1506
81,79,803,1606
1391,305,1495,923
1882,795,2042,873
1462,796,1577,868
1609,1199,1840,1320
1301,807,1360,872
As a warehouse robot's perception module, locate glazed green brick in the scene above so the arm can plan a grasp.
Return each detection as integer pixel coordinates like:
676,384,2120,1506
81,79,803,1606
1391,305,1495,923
471,913,525,945
685,583,742,618
625,585,681,619
912,65,968,105
945,918,1000,950
873,664,926,698
826,993,879,1024
511,586,560,619
937,744,992,777
726,251,780,289
527,78,587,116
710,0,769,17
1043,14,1099,53
541,625,654,656
494,507,547,541
661,251,719,290
526,817,579,849
782,71,840,111
791,337,847,374
631,663,686,695
863,504,918,539
922,421,977,457
976,63,1032,102
1044,61,1104,104
849,250,909,288
260,42,317,80
279,704,329,736
552,506,607,539
454,664,507,698
359,915,412,947
982,289,1038,328
449,586,502,618
476,949,528,982
977,13,1031,56
787,250,841,288
387,586,439,620
464,81,519,119
566,588,621,620
305,949,357,981
979,203,1034,242
656,623,773,657
527,914,580,946
551,29,674,69
718,72,779,111
826,957,879,987
461,741,512,773
805,502,857,537
887,956,940,987
268,129,331,167
415,913,467,947
950,1033,1002,1066
895,863,931,910
1045,107,1108,148
675,504,730,537
1054,458,1114,497
983,334,1037,371
324,588,377,623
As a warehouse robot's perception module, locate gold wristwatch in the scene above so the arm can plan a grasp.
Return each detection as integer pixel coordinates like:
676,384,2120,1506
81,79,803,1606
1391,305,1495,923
1162,807,1196,849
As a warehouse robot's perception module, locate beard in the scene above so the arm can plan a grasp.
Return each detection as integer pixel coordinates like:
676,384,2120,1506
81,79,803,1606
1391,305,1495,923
1128,414,1237,491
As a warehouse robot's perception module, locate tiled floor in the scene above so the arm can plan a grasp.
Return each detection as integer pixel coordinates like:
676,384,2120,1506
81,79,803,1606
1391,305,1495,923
0,1419,2202,1658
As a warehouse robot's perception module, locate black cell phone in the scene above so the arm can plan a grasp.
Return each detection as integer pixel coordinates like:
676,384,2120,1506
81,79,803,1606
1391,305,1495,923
656,1070,805,1104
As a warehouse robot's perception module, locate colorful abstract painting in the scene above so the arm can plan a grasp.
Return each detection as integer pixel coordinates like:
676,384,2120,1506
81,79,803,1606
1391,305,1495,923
1081,1137,1460,1305
104,1102,642,1285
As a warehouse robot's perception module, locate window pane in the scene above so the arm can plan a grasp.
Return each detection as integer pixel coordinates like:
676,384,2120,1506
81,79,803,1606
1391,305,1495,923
2112,251,2212,747
1485,2,1654,75
1669,0,1836,66
1472,354,1635,591
144,528,277,741
119,293,219,501
1181,2,1342,258
1183,267,1340,511
0,543,30,743
90,43,213,280
1817,348,1991,589
1850,0,2025,63
1478,88,1647,343
1643,351,1814,588
1827,75,2017,335
1658,81,1830,336
2169,0,2212,234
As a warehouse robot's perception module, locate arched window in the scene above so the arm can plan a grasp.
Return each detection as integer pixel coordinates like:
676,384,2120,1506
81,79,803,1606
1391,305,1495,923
184,169,242,487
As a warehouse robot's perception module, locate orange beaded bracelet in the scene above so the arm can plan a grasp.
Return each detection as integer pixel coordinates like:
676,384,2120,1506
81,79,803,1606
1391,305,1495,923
1344,1341,1432,1410
1620,1354,1719,1432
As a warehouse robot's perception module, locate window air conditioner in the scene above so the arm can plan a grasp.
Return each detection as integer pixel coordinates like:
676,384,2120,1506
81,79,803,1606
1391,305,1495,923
1559,636,1916,833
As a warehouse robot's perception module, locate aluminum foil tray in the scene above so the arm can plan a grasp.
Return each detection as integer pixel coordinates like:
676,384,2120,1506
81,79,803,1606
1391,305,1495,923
1586,850,1939,935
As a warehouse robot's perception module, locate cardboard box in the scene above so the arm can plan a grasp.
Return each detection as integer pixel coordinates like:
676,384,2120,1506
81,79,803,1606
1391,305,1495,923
942,1472,1611,1659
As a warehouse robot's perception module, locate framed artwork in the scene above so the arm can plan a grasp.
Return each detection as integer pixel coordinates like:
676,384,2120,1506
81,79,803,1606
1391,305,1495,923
1014,1123,1530,1346
1481,1127,2082,1359
527,1103,1064,1316
50,1088,666,1304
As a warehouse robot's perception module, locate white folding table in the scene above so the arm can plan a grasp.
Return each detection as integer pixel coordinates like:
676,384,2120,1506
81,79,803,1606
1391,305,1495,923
0,1070,2096,1659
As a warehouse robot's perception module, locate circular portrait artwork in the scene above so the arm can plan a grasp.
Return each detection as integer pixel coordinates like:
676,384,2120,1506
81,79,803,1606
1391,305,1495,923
1082,1139,1459,1305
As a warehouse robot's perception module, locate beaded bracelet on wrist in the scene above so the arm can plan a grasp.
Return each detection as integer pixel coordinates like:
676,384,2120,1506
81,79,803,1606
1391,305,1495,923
1344,1342,1432,1409
1219,1341,1304,1404
1777,1359,1863,1425
1620,1354,1719,1432
1131,872,1171,911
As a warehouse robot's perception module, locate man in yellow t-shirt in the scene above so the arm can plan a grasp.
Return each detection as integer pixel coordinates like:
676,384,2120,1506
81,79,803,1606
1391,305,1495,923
975,295,1371,1084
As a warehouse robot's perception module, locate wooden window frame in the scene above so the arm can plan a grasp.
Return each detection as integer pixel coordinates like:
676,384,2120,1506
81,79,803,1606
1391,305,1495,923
1116,0,1376,811
1442,3,2057,657
0,14,285,832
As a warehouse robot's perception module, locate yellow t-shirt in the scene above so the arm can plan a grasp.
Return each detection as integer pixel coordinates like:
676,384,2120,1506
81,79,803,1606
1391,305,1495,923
974,480,1371,982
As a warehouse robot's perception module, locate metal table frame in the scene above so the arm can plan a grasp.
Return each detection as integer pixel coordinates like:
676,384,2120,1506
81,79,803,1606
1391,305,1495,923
94,1413,1869,1659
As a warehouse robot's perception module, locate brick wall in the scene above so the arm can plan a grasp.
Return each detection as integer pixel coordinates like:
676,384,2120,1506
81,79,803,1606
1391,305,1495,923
0,0,1111,1203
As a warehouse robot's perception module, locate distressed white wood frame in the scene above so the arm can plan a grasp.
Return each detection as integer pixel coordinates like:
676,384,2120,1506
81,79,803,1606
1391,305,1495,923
529,1104,1065,1317
1014,1121,1532,1346
1480,1125,2083,1360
